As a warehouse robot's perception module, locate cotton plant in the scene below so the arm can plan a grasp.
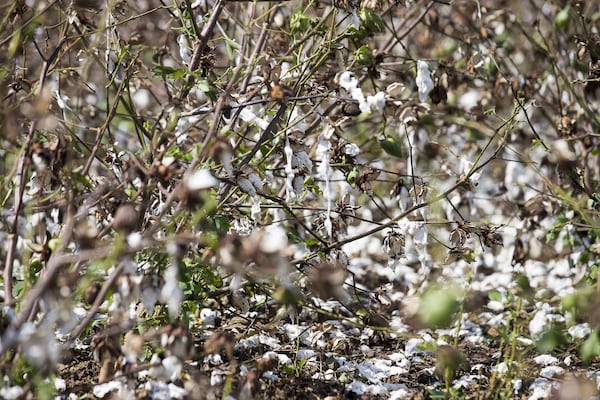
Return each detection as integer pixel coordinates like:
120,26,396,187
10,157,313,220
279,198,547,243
186,168,219,190
278,61,300,83
383,229,407,269
140,273,163,315
366,91,386,113
396,178,429,221
339,71,369,113
404,220,430,267
108,262,143,322
174,113,202,144
459,158,481,189
54,90,74,122
288,104,311,132
105,11,124,82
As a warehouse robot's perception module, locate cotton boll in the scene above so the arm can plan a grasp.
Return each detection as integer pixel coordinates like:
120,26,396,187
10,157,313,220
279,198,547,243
177,34,192,66
338,71,369,113
239,107,258,123
54,91,72,112
292,151,312,172
247,173,263,192
186,169,219,190
339,71,358,91
342,143,360,157
415,61,434,103
260,226,288,254
292,175,304,194
132,89,151,110
237,177,257,197
284,137,295,200
367,91,386,113
459,89,480,111
161,265,183,321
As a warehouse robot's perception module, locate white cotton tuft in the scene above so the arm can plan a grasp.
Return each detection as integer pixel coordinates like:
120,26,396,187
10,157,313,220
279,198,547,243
186,169,219,190
339,71,370,114
317,132,334,238
342,143,360,157
240,107,258,123
339,71,358,91
415,61,434,103
367,91,386,113
177,34,192,66
251,197,261,221
161,265,183,321
54,91,72,112
284,136,296,201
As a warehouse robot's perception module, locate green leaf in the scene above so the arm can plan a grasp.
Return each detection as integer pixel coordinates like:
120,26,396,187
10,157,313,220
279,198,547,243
354,45,374,66
197,79,217,102
346,167,359,186
536,326,568,353
554,7,570,31
224,37,240,60
338,372,350,383
580,329,600,363
152,65,187,79
290,11,314,33
359,8,385,32
379,135,403,158
488,290,502,302
305,237,321,247
418,284,462,329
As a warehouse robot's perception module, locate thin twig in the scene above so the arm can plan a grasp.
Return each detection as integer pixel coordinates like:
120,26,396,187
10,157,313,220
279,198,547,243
179,0,224,100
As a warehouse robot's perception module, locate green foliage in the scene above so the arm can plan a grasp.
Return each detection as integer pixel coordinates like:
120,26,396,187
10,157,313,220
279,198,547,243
152,65,187,79
580,328,600,363
554,7,571,31
354,45,374,66
536,325,569,353
418,284,462,329
378,135,404,158
358,8,384,33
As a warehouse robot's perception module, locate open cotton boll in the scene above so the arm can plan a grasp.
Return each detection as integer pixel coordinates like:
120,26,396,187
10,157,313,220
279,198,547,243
367,91,386,113
260,226,288,253
338,71,370,113
342,143,360,157
284,136,295,200
240,107,259,123
339,71,359,91
161,265,183,321
239,107,270,130
415,61,434,103
177,34,192,66
186,169,219,190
